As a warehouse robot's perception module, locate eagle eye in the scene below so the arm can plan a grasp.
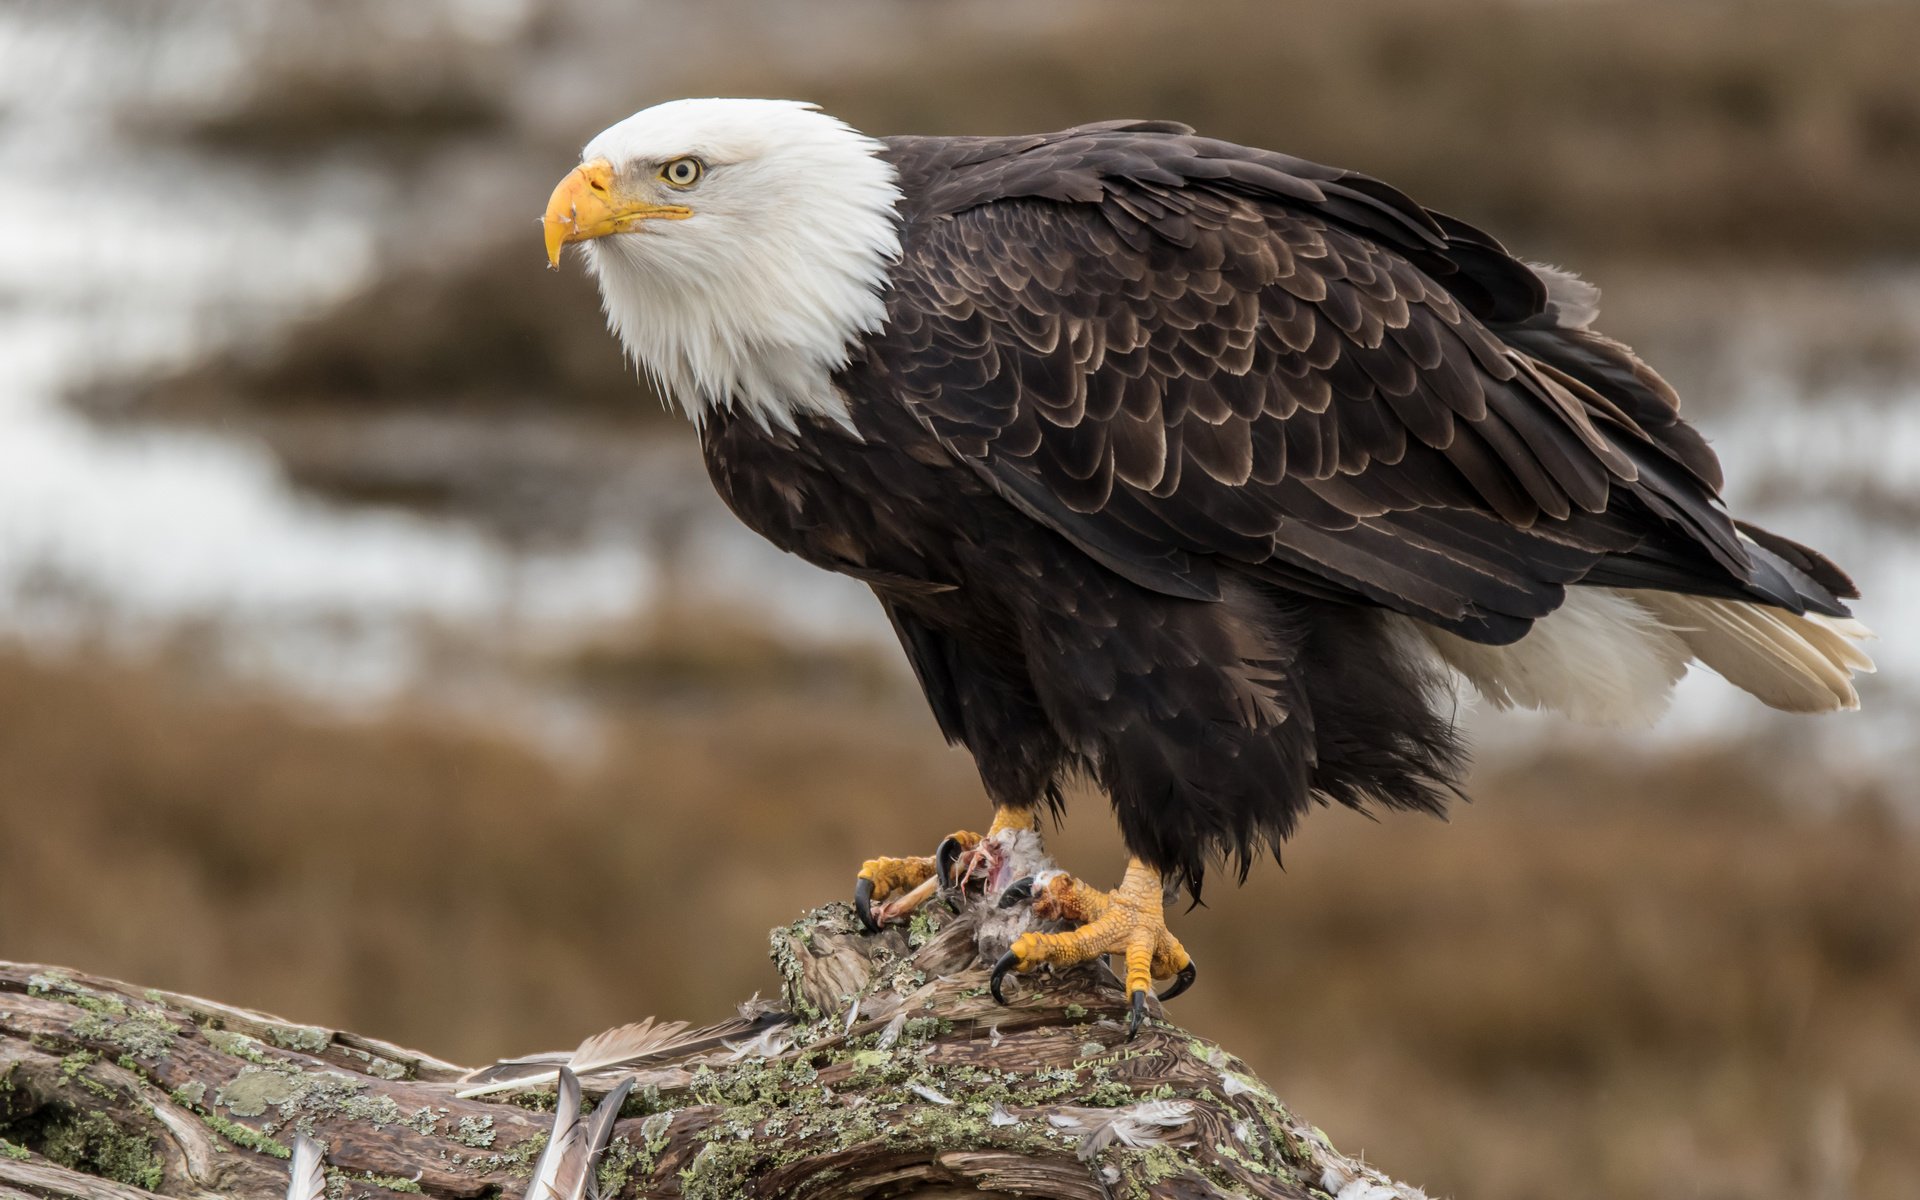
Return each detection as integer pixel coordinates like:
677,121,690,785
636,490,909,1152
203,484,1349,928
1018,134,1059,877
661,157,704,189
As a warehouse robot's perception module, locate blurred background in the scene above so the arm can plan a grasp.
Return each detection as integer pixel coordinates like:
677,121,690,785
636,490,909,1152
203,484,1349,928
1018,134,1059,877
1,0,1916,1195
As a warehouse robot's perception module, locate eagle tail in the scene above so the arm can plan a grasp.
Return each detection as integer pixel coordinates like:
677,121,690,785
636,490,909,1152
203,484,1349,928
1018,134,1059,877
1413,588,1688,726
1411,588,1874,724
1632,593,1875,714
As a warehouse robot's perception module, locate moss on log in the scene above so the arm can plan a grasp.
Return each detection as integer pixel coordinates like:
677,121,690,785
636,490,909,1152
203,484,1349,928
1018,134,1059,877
1,896,1428,1199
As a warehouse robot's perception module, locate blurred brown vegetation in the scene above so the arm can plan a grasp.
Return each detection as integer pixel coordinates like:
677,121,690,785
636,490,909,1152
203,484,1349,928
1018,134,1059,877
97,248,643,421
790,0,1920,264
18,1,1920,1197
106,0,1920,411
90,0,1920,533
2,634,1913,1200
168,0,1920,266
160,0,516,157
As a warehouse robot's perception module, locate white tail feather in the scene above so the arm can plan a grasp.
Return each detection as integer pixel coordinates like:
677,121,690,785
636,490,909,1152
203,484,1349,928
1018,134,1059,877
1634,593,1873,713
1799,613,1879,672
1407,588,1874,723
1808,614,1876,644
1414,589,1690,726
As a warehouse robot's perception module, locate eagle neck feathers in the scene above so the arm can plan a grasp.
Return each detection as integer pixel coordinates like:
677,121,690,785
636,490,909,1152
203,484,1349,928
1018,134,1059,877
584,118,904,434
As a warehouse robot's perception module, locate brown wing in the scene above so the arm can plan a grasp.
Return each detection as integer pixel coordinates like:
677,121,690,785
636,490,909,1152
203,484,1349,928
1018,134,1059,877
866,126,1849,643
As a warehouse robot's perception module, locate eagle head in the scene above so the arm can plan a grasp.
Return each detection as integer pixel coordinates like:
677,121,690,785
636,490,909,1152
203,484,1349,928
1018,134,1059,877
543,98,902,429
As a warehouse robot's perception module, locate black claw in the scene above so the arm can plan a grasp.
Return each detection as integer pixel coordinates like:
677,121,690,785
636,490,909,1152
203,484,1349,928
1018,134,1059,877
853,877,878,932
990,951,1019,1005
935,837,965,888
997,876,1036,909
1127,990,1149,1039
1160,961,1198,1003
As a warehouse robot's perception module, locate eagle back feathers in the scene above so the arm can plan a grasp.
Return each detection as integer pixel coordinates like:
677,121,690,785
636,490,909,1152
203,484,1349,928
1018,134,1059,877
864,126,1856,646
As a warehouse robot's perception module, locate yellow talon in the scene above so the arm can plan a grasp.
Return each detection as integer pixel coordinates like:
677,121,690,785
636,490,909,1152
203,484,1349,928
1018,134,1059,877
991,859,1195,1036
855,854,936,898
852,853,937,931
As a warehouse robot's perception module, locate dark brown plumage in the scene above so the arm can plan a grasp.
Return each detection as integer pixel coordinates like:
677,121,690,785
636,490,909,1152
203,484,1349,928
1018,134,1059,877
696,119,1861,897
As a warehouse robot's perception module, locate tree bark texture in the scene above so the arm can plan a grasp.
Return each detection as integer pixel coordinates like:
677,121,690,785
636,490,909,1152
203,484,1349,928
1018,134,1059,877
0,895,1430,1200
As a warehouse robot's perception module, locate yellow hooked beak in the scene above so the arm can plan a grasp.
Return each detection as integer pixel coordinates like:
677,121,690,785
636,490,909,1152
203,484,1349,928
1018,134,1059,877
542,159,692,268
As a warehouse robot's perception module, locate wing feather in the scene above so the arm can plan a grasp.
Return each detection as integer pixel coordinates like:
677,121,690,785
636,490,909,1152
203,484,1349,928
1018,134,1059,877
868,127,1855,640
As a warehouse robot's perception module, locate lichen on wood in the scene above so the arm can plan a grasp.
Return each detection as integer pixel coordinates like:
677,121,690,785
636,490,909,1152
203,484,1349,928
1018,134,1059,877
0,894,1431,1199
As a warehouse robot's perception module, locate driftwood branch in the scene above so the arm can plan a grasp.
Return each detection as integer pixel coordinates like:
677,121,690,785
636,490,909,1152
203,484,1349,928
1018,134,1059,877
1,890,1429,1199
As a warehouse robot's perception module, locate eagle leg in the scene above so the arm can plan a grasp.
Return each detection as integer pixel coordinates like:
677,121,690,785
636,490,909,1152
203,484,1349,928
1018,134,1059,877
854,808,1040,931
990,858,1195,1038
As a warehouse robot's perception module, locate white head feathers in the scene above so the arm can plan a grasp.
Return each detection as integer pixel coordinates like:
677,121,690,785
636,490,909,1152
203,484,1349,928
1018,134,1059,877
573,98,902,430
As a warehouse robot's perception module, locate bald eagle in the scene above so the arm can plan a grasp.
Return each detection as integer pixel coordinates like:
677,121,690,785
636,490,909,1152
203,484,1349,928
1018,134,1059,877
543,99,1871,1029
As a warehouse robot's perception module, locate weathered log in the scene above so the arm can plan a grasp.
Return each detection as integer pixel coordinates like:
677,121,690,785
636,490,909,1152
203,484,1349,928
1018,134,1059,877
1,890,1429,1199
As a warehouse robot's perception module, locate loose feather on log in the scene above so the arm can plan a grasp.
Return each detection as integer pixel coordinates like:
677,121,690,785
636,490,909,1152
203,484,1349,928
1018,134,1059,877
457,1013,786,1098
1047,1098,1198,1161
285,1135,326,1200
523,1069,633,1200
